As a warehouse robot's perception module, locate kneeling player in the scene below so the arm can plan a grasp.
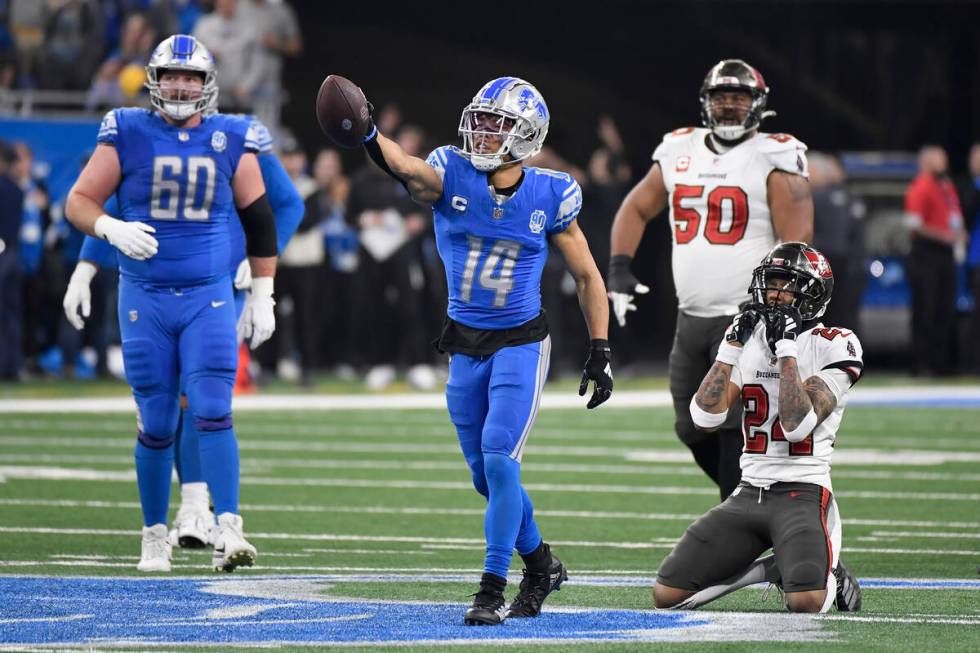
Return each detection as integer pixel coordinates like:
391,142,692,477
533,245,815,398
654,242,862,613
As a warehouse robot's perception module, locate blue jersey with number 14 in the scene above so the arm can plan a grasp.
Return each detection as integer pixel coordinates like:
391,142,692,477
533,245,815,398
426,146,582,330
97,108,260,286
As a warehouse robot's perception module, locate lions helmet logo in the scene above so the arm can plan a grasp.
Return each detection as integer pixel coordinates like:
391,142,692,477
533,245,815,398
804,250,833,279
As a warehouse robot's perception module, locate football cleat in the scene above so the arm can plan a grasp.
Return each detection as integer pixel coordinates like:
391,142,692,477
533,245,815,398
833,560,862,611
137,523,173,572
505,548,568,618
463,589,506,626
211,513,257,573
171,506,213,549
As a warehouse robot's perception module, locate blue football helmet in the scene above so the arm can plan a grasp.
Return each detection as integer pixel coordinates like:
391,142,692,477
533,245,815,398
458,77,550,172
145,34,217,122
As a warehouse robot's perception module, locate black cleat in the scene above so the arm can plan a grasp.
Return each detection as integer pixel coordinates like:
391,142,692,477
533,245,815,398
463,590,506,626
833,560,862,611
505,550,568,618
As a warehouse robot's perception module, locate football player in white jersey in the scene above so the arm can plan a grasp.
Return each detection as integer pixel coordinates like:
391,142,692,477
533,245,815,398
653,242,862,613
608,59,814,500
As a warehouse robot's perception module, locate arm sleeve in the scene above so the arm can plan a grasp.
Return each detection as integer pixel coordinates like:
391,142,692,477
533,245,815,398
258,154,304,253
814,331,865,400
78,234,115,268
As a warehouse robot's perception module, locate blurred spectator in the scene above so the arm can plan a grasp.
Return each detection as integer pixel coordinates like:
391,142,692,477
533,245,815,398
0,9,17,89
0,142,25,380
11,143,51,370
86,11,156,109
244,0,301,127
277,132,316,198
905,145,966,376
958,143,980,374
9,0,45,87
347,124,435,390
809,152,867,331
193,0,263,110
275,148,348,385
38,0,104,90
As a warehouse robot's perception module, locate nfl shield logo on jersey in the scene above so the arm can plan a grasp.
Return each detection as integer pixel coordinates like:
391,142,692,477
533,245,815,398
211,131,227,152
676,156,691,172
529,210,546,234
129,310,138,322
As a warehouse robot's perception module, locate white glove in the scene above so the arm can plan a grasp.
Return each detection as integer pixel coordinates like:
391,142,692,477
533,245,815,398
233,258,252,290
236,276,276,349
94,215,158,260
608,284,649,328
63,261,98,330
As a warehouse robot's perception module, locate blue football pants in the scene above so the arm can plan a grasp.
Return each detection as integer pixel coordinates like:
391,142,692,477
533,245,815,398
445,336,551,579
119,276,239,527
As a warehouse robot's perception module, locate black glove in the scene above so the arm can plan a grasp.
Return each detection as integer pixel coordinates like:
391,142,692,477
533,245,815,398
763,304,803,354
725,305,763,346
579,339,614,409
607,254,644,294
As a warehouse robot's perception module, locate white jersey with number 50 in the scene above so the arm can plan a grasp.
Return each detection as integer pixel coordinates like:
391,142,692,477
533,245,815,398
653,127,809,317
730,324,864,491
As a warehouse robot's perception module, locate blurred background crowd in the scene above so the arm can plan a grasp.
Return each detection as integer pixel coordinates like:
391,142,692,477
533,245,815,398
1,0,979,388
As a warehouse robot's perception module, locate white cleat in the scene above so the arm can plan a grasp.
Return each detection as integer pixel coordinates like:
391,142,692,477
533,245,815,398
212,513,257,573
137,523,173,572
170,506,214,549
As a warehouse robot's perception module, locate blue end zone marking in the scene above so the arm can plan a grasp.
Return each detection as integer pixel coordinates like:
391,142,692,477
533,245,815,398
0,577,707,646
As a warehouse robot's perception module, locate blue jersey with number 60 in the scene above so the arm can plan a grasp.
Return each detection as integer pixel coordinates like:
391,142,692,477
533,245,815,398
426,145,582,330
96,108,259,286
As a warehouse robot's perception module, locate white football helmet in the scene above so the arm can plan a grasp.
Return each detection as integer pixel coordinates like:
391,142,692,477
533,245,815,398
145,34,217,122
458,77,549,172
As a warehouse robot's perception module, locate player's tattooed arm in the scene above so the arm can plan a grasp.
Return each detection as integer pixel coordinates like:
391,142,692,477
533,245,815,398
777,358,837,429
373,132,443,205
695,362,735,413
767,170,814,243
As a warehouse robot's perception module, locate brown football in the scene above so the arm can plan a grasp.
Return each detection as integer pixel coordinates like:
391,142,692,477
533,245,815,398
315,74,370,149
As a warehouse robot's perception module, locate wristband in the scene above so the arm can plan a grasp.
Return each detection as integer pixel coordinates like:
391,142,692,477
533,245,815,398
251,276,274,298
71,260,99,284
590,338,610,352
780,409,818,442
715,342,742,366
93,214,118,240
689,396,728,429
775,338,799,359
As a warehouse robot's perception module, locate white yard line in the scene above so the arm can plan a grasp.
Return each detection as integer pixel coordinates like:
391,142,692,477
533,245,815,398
2,466,978,501
3,386,980,413
0,526,977,556
1,498,976,530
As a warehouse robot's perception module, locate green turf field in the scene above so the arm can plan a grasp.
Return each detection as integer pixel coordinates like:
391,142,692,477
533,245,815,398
0,401,978,651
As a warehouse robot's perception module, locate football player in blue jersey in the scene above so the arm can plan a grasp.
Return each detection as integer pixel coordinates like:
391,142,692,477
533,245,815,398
63,114,303,551
356,77,613,624
65,35,279,573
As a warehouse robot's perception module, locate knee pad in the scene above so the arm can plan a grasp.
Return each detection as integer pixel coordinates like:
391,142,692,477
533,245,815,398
136,394,180,444
783,560,827,593
194,414,234,432
482,424,518,457
184,374,233,425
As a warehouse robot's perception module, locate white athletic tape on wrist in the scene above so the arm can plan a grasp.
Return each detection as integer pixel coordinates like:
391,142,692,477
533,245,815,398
715,342,743,366
780,409,818,442
775,338,798,359
689,396,728,429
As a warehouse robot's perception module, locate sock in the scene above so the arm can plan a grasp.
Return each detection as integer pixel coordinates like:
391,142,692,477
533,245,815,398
134,440,174,527
820,572,837,613
520,541,552,573
198,428,239,516
514,487,542,557
478,571,507,597
671,555,780,609
482,453,523,579
180,481,209,513
176,408,205,485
